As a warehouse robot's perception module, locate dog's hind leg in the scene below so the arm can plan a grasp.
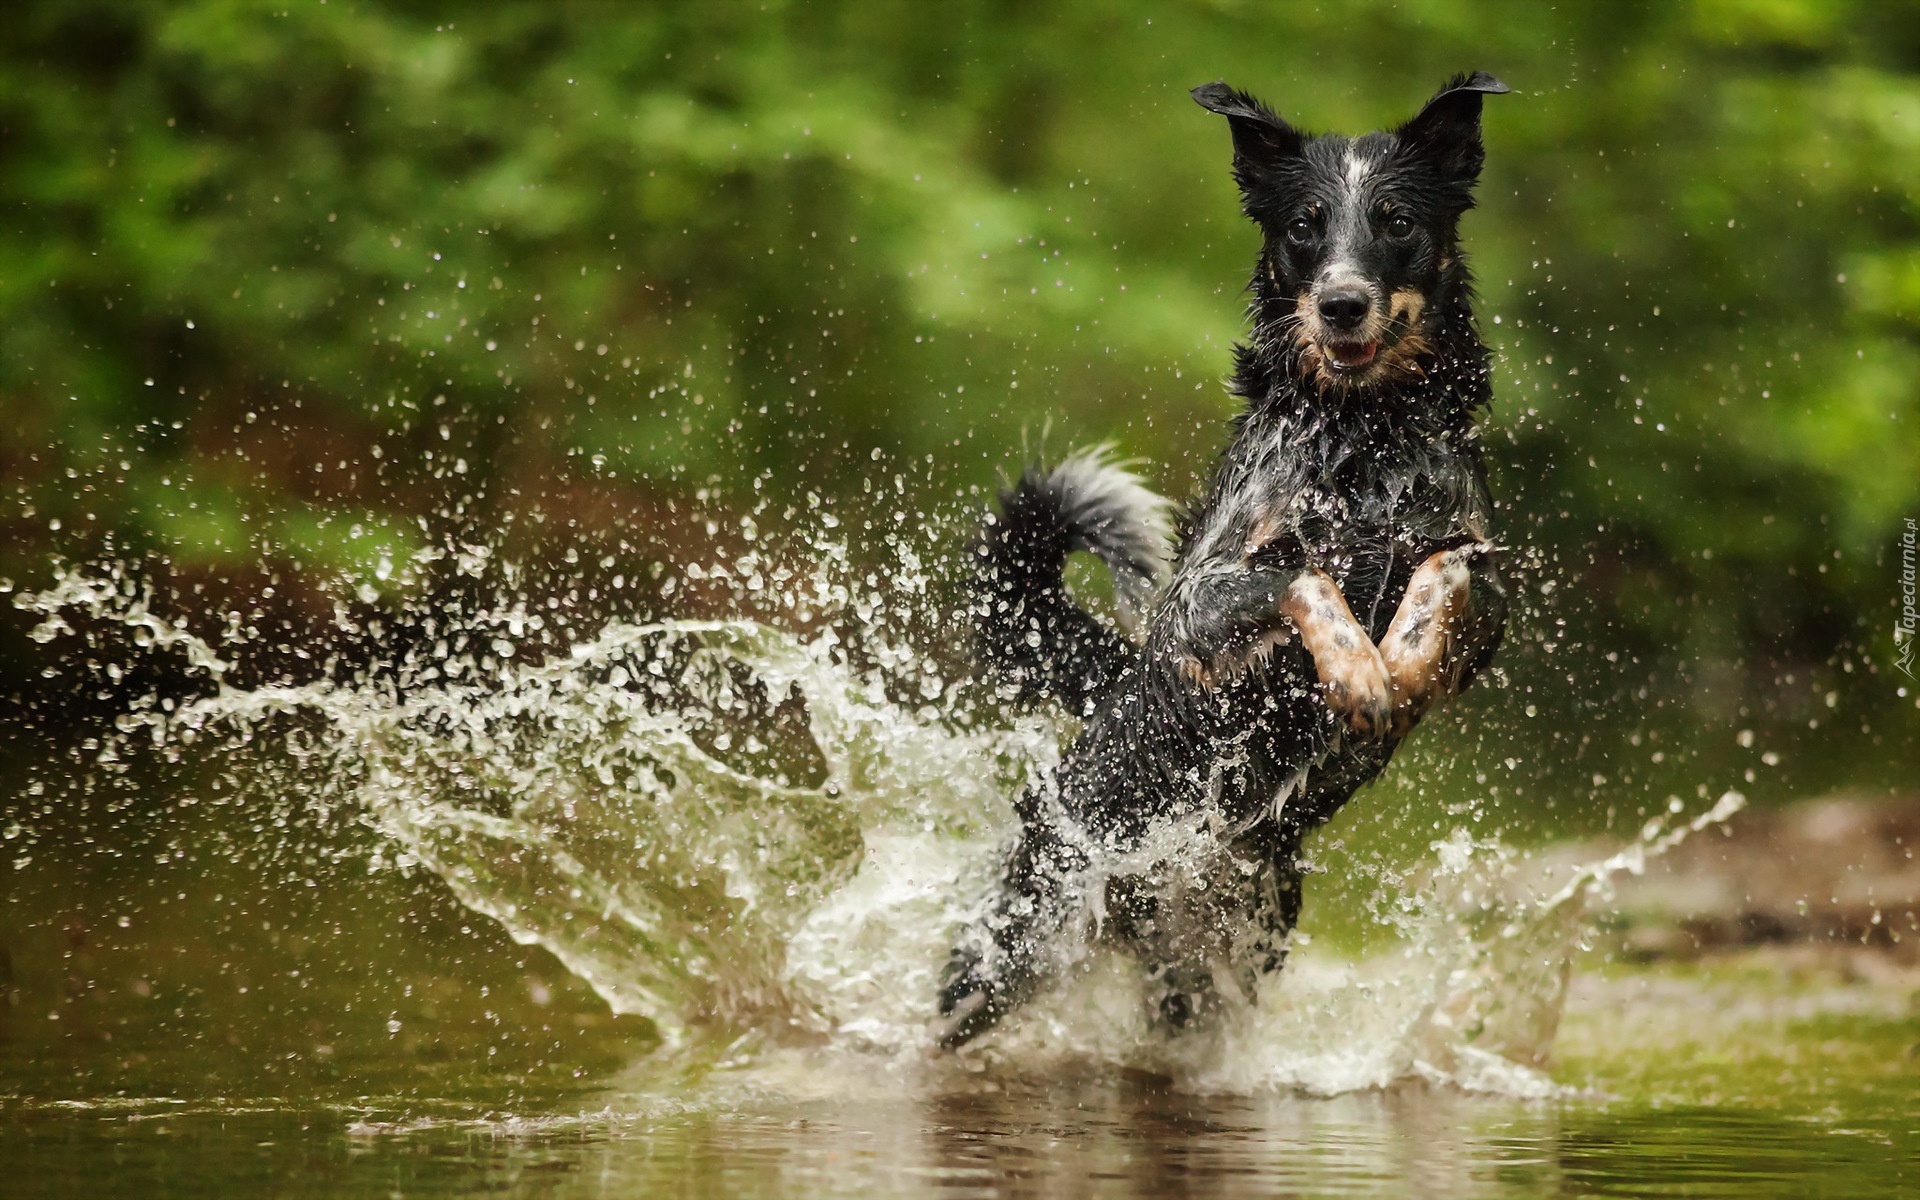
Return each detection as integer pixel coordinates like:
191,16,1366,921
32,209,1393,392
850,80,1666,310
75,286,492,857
1107,839,1306,1032
1229,850,1306,1002
932,787,1096,1049
1103,870,1228,1032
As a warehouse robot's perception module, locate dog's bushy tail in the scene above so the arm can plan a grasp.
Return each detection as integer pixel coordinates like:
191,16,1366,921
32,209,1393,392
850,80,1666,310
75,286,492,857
970,448,1172,714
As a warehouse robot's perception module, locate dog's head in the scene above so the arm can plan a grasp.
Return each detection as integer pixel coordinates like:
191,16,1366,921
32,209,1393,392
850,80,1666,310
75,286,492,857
1193,73,1508,391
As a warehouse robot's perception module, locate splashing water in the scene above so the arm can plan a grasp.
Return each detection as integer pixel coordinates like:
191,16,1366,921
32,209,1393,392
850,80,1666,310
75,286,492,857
14,549,1744,1102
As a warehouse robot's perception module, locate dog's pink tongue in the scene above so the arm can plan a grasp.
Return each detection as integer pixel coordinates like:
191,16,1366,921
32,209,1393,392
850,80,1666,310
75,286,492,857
1331,342,1379,367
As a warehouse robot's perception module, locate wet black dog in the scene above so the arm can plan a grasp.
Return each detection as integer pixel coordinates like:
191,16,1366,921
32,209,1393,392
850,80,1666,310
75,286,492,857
933,73,1512,1048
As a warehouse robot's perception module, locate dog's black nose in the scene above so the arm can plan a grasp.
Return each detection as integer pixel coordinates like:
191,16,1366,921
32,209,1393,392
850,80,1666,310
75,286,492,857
1318,288,1372,332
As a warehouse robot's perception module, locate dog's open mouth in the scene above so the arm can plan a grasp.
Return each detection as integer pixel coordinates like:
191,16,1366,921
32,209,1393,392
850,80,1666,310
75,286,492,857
1324,341,1381,370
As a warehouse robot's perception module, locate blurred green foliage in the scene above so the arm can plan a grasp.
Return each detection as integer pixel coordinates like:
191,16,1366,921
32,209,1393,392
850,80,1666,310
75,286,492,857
2,0,1918,750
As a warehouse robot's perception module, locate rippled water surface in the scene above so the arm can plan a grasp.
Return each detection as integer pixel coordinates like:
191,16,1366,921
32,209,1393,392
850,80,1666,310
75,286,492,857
6,1066,1918,1198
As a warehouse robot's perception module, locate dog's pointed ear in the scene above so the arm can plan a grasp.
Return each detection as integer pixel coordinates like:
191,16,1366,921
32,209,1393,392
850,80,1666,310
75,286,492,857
1397,71,1509,182
1191,82,1304,170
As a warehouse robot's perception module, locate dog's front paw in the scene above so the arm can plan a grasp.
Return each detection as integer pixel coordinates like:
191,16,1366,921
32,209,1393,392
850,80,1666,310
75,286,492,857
1380,546,1478,736
1279,568,1393,737
1316,639,1393,737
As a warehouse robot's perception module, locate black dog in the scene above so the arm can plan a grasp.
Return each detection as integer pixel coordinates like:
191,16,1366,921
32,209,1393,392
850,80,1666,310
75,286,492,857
933,73,1512,1048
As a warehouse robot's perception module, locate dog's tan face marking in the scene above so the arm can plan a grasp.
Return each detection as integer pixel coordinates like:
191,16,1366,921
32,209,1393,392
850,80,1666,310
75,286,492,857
1374,331,1434,381
1389,287,1426,329
1290,290,1327,380
1373,288,1433,378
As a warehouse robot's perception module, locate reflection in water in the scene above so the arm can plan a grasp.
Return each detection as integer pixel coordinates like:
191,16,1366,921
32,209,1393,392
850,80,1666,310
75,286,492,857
914,1084,1553,1198
6,1083,1915,1199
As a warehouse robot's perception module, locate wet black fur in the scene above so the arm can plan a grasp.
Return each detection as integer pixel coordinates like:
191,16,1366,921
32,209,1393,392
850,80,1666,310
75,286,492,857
936,74,1513,1048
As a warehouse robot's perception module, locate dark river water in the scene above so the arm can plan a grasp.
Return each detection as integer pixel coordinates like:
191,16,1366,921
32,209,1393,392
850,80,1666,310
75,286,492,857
5,1074,1917,1198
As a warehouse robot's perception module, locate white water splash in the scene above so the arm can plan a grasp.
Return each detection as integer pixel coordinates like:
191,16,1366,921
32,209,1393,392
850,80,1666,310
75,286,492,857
15,556,1743,1099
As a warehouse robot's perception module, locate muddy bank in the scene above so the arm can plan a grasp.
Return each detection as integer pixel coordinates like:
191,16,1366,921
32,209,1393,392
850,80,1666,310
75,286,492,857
1548,795,1920,962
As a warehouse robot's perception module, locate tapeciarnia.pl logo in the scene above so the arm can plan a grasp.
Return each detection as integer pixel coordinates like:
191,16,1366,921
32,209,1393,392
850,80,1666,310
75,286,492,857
1898,517,1917,678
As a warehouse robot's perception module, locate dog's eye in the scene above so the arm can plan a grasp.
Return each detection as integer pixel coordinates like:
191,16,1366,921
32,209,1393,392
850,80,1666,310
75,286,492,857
1384,212,1416,240
1285,216,1315,246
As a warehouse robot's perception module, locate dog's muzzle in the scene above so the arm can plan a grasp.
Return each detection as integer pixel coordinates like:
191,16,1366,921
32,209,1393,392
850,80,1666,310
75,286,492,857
1314,281,1384,372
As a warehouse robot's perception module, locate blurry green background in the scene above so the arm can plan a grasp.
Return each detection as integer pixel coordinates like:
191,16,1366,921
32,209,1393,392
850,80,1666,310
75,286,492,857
3,0,1918,800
